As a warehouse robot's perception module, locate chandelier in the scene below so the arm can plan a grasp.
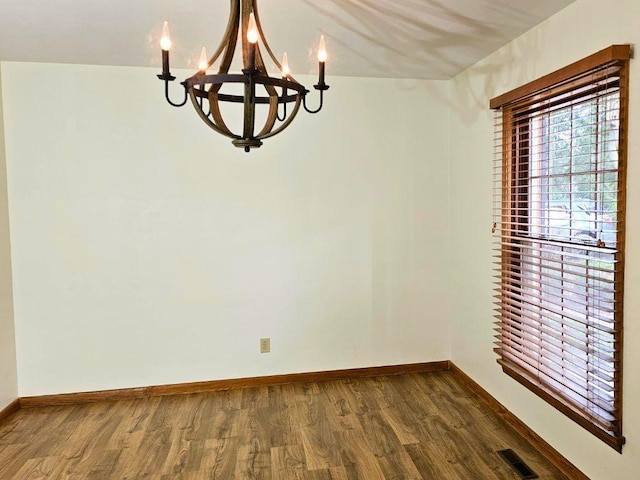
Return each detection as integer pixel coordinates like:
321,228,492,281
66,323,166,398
157,0,329,152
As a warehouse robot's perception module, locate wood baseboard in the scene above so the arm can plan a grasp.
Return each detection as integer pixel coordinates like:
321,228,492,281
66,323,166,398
448,361,588,480
0,399,20,424
20,361,450,408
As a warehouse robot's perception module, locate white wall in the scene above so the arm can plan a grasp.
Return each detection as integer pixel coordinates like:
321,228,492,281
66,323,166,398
0,63,18,410
1,63,451,396
449,0,640,477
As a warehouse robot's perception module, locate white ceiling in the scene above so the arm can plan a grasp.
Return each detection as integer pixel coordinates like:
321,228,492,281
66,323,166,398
0,0,577,80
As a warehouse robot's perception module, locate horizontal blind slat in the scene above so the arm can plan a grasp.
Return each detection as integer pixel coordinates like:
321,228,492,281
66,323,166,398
495,321,617,383
496,336,618,412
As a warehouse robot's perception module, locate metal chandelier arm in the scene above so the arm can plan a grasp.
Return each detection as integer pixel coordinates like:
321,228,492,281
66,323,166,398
257,95,303,141
303,86,329,114
162,79,189,108
276,100,287,122
156,43,187,108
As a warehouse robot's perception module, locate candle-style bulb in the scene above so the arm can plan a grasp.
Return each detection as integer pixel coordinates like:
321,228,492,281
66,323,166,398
198,46,208,71
317,35,327,62
160,21,172,51
281,52,290,77
247,13,259,44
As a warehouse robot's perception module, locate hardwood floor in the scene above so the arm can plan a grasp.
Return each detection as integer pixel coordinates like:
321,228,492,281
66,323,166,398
0,371,568,479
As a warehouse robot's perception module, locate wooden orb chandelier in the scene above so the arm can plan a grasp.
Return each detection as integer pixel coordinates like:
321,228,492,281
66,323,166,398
157,0,329,152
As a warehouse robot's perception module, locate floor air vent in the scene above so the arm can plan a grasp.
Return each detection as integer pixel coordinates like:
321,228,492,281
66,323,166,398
497,449,538,479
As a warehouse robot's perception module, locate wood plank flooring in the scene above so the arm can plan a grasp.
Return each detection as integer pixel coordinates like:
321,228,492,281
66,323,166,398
0,371,568,479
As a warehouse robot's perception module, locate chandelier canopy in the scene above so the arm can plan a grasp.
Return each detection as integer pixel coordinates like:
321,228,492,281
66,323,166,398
157,0,329,152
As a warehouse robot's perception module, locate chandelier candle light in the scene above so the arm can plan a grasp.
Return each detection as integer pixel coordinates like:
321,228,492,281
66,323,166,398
157,0,329,152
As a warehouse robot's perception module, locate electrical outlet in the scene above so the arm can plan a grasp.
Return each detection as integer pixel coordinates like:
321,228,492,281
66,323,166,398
260,337,270,353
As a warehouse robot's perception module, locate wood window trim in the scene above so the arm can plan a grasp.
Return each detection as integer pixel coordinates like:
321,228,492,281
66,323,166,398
490,45,631,109
491,45,630,453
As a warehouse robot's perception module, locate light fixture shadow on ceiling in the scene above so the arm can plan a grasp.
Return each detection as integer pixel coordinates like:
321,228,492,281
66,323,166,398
440,28,546,126
300,0,548,126
302,0,537,80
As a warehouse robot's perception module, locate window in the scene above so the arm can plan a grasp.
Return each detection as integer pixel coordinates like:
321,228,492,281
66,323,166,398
491,45,630,452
